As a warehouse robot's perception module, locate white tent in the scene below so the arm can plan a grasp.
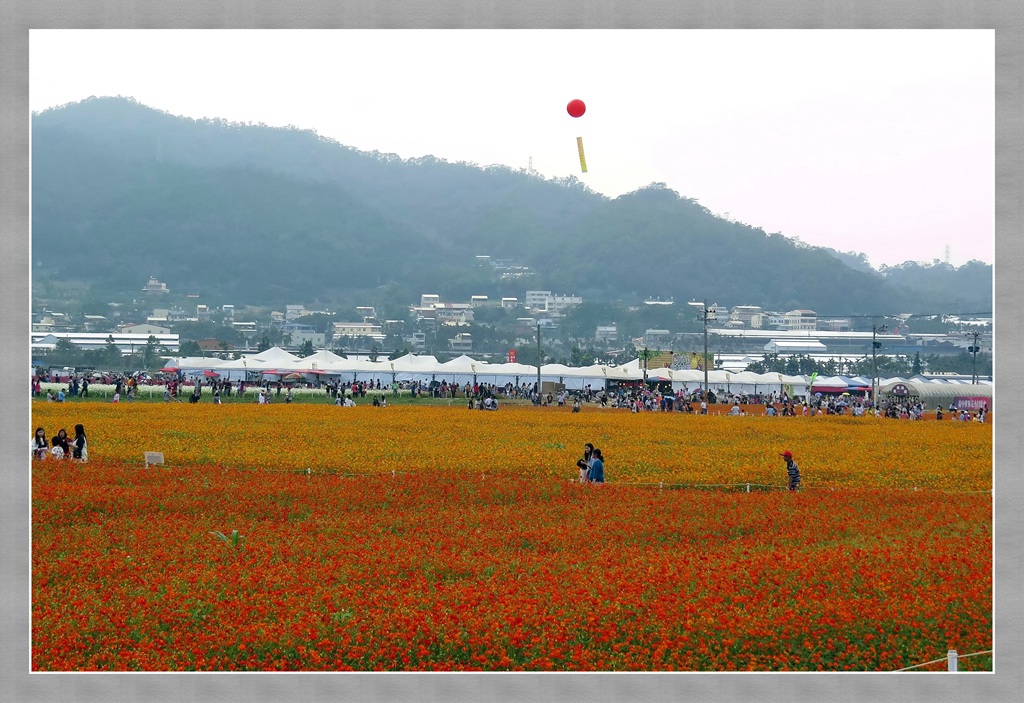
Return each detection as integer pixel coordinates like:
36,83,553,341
539,363,575,386
357,359,400,384
879,379,993,409
727,370,775,394
572,365,615,390
645,367,675,383
389,353,441,383
299,349,350,368
810,375,849,392
603,364,641,381
707,370,733,390
753,371,785,389
161,356,226,372
434,355,481,384
473,362,541,387
285,349,354,381
779,374,809,397
213,347,303,380
252,347,302,365
619,358,644,375
671,368,705,385
315,357,377,383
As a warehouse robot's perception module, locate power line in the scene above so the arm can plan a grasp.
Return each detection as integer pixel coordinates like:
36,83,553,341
779,311,992,320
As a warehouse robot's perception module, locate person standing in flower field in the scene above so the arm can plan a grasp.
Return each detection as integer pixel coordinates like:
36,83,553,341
576,442,595,482
588,448,605,484
781,450,800,491
71,424,88,462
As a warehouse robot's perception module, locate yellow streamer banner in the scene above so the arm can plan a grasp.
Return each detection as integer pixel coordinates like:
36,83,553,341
577,136,587,173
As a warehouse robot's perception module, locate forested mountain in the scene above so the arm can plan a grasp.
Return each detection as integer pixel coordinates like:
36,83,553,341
31,97,993,314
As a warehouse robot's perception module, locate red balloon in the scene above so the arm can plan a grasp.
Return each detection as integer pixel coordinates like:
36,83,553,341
567,99,586,118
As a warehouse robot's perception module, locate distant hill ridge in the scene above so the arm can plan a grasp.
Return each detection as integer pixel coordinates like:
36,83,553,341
31,97,992,313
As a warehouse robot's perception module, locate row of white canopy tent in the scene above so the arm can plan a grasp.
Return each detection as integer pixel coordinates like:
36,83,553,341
160,348,989,396
159,348,809,394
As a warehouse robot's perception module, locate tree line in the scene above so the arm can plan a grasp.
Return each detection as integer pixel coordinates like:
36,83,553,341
745,351,992,378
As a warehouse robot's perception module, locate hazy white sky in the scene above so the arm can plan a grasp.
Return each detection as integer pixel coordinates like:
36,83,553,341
30,29,994,268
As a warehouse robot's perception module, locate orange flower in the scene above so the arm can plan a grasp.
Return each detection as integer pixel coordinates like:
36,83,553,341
30,403,992,671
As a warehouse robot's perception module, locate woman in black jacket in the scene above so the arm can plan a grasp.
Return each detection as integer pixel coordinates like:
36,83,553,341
72,424,88,462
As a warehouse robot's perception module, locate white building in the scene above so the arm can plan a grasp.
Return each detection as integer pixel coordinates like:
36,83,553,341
410,305,437,322
761,312,789,329
149,307,192,324
406,331,427,350
524,290,582,313
285,305,306,322
470,295,488,307
280,323,325,349
524,290,552,310
818,318,852,332
82,315,109,332
785,310,817,331
435,304,474,326
31,332,179,354
420,294,441,308
764,339,827,354
142,276,169,294
729,305,763,326
449,333,473,352
121,323,171,335
548,293,583,314
595,325,618,344
501,297,519,309
332,322,384,340
232,321,258,338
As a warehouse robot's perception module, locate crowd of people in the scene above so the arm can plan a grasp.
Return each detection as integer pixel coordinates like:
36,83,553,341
878,400,989,422
34,366,991,432
31,424,88,462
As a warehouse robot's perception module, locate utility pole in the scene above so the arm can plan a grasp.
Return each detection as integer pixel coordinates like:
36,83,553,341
872,323,886,412
642,347,649,385
703,303,710,397
536,321,542,404
688,300,711,397
966,330,981,385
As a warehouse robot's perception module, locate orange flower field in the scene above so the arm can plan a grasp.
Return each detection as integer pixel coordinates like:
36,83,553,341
31,403,993,671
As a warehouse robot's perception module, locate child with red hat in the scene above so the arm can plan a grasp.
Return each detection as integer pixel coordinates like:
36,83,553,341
781,450,800,491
